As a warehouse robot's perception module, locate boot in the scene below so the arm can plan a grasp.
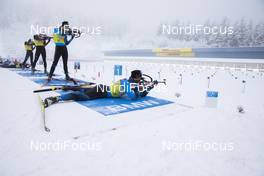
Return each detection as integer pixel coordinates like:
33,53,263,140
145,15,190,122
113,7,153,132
44,97,59,108
31,67,37,74
65,74,71,81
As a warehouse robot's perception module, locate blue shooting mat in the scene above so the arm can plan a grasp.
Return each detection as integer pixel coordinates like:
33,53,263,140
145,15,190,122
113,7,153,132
12,69,59,77
8,67,174,116
7,68,87,86
18,71,49,77
5,68,23,71
8,68,88,86
9,68,31,72
76,96,173,116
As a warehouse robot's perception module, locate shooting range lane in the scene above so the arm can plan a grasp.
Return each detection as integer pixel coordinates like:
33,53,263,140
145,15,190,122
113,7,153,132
8,68,174,116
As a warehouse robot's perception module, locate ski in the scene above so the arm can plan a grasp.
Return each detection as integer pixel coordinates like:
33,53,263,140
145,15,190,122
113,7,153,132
37,95,50,132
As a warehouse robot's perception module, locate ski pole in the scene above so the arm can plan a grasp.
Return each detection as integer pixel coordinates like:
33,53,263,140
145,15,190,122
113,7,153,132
33,87,62,93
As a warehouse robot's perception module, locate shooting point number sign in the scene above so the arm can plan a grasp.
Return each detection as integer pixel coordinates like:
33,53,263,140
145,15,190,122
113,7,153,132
114,65,122,76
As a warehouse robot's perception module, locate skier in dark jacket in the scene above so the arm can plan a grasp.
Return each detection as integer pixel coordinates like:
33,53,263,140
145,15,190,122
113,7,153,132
43,70,157,107
32,34,51,74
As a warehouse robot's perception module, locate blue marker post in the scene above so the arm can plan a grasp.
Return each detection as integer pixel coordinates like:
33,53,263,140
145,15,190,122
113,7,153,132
74,61,81,72
114,64,123,81
205,90,219,108
206,91,218,98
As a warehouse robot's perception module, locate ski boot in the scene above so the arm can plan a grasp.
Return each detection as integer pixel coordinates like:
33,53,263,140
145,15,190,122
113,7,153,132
31,68,37,75
47,75,52,82
65,74,77,84
44,97,59,108
65,74,71,81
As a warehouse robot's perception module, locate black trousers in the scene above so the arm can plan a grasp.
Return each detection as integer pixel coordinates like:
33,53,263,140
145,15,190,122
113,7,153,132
22,51,33,66
33,46,47,70
49,45,68,78
60,84,109,101
83,84,109,99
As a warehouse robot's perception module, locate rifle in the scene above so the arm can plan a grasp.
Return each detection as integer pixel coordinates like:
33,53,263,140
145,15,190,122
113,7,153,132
33,74,166,93
71,29,82,38
141,74,166,86
154,79,166,85
63,28,82,38
33,83,96,93
40,34,53,40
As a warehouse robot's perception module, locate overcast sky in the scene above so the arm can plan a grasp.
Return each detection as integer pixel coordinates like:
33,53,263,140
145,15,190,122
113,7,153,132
1,0,264,26
0,0,264,57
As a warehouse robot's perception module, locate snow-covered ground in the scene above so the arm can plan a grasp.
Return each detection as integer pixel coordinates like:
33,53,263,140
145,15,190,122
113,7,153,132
1,57,264,176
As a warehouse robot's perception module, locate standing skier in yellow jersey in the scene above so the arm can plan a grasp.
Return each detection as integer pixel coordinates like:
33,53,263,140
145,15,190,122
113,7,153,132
48,21,75,81
32,34,51,74
22,39,35,69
